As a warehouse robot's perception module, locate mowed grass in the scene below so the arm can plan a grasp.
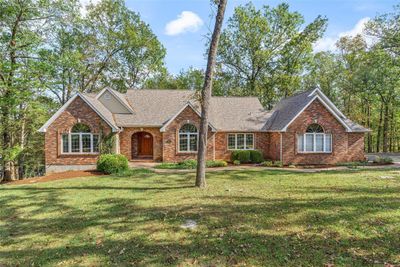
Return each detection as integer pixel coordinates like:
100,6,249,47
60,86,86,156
1,168,400,266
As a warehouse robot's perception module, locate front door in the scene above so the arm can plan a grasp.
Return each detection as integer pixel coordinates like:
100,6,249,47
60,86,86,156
138,132,153,157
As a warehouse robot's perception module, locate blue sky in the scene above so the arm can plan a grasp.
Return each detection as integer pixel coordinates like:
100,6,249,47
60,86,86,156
121,0,398,74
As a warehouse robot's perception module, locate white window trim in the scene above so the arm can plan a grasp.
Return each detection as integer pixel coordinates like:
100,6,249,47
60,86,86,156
61,133,100,155
178,126,198,153
227,133,255,150
297,133,332,154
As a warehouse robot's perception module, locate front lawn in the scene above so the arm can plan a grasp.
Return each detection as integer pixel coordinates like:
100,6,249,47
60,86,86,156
1,169,400,266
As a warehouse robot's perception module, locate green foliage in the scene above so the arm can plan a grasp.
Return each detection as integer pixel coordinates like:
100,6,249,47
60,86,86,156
3,169,400,266
206,160,228,167
96,154,129,174
249,150,264,163
373,156,393,165
261,161,283,167
155,159,228,169
100,132,116,154
215,2,327,107
233,160,241,165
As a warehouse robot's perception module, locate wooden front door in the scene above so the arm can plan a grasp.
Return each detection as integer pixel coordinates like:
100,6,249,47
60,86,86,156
138,132,153,157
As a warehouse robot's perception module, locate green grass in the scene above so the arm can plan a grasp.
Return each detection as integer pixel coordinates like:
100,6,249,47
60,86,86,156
1,168,400,266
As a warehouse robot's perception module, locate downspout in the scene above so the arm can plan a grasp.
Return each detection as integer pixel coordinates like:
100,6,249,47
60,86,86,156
213,134,216,160
280,132,283,163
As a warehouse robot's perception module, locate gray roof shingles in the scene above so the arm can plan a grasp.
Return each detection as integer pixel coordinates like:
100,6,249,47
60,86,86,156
82,89,370,132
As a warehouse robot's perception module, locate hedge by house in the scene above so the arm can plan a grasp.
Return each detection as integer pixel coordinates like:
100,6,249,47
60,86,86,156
231,150,263,163
97,154,129,174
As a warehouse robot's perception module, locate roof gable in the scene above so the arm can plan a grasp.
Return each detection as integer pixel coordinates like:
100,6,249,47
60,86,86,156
38,93,119,132
96,88,133,114
160,102,217,132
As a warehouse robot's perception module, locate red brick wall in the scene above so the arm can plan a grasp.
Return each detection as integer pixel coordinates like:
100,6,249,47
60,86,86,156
214,132,269,161
162,106,215,162
119,127,163,161
264,132,281,161
280,99,365,165
45,96,112,166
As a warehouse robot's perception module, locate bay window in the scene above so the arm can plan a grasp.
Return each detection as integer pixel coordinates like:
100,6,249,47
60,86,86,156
61,123,100,154
297,123,332,153
227,133,254,150
178,124,198,152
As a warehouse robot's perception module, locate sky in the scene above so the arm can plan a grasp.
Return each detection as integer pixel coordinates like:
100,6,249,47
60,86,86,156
85,0,399,74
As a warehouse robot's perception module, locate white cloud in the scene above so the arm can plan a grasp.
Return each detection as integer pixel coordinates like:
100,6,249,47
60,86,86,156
165,11,204,36
79,0,101,16
314,17,371,52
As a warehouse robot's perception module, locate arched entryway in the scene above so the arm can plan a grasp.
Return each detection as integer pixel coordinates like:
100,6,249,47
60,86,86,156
131,132,153,159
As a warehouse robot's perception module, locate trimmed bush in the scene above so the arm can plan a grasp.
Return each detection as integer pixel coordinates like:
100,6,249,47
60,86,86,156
231,150,251,163
206,160,228,168
233,160,240,165
249,150,264,163
97,154,128,174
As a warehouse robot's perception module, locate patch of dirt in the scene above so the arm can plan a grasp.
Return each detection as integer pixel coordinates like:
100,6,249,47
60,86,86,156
1,170,104,185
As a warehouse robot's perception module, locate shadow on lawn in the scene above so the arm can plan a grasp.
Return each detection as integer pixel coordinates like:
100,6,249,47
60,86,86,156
1,174,399,266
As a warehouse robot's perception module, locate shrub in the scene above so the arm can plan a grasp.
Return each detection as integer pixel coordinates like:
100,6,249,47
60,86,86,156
374,156,393,165
249,150,264,163
97,154,128,174
261,161,273,167
233,160,240,165
206,160,228,168
231,150,251,163
179,159,197,169
273,161,283,167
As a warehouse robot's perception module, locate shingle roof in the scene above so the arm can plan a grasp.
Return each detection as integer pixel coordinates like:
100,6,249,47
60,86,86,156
81,94,118,130
80,88,370,133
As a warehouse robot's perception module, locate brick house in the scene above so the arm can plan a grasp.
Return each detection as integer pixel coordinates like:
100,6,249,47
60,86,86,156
39,88,370,172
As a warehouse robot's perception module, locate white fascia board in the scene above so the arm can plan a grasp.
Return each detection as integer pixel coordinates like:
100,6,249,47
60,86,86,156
160,102,217,132
96,88,134,114
38,94,79,132
38,93,120,133
281,95,351,132
79,93,120,132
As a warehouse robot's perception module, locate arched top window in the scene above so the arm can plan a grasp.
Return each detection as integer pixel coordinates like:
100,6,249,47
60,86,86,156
298,123,331,153
62,123,99,154
306,123,324,133
178,124,198,152
179,124,197,133
71,123,91,133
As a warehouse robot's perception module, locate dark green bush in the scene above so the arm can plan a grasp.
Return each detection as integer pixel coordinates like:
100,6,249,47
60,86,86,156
206,160,228,167
97,154,128,174
231,150,251,163
249,150,264,163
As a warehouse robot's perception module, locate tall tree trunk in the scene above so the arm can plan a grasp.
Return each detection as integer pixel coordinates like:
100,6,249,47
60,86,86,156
196,0,227,188
383,102,389,153
376,102,384,153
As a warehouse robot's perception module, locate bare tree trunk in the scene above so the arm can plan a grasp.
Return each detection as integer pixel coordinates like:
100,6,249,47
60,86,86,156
196,0,227,188
383,102,389,153
376,102,383,153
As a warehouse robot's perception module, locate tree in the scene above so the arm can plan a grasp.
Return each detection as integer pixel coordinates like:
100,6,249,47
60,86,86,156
215,3,327,108
196,0,227,188
0,0,72,180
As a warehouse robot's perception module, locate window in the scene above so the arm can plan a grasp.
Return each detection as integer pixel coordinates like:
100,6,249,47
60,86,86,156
61,123,100,154
227,133,254,150
178,124,198,152
297,124,332,153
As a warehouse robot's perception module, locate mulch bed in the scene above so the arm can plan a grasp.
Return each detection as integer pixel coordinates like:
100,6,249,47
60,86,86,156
1,170,104,185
